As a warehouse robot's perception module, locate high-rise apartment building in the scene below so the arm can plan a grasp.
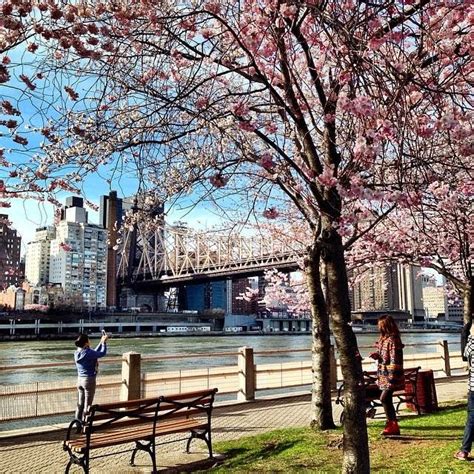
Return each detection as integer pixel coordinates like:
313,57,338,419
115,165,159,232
421,273,465,322
0,214,22,289
350,263,424,320
447,301,464,321
422,285,446,319
49,198,107,309
397,264,425,320
25,226,56,286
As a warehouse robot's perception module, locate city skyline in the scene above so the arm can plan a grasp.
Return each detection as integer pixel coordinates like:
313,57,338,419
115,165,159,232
2,194,450,316
5,193,227,257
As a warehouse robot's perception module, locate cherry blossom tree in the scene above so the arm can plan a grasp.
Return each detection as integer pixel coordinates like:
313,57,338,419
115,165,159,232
349,176,473,324
1,1,473,471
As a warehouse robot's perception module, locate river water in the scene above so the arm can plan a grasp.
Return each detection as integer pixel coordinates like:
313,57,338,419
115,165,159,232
0,332,461,386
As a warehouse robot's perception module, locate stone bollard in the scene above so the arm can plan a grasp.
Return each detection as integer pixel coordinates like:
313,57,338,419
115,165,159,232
121,352,142,401
238,346,255,402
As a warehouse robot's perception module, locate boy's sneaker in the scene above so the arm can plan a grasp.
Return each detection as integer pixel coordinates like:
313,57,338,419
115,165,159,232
454,451,469,461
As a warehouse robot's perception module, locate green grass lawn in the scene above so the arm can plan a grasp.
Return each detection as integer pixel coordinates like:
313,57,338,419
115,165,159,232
210,403,473,473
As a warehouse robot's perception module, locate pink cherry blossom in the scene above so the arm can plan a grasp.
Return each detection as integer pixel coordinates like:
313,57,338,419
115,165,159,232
59,242,72,252
19,74,36,90
0,65,10,83
0,3,471,463
263,207,279,219
209,174,228,188
233,101,249,117
259,153,275,170
196,97,209,109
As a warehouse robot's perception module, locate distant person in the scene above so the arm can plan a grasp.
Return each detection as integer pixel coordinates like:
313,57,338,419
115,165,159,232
74,332,108,422
369,315,404,436
454,322,474,461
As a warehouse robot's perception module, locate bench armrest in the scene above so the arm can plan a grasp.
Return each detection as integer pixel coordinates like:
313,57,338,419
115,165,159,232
64,419,83,447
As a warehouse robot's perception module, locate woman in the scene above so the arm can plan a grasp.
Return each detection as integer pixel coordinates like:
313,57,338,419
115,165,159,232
74,332,108,422
369,315,404,436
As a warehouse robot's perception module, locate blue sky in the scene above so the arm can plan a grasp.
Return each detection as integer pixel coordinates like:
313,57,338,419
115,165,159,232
2,47,232,253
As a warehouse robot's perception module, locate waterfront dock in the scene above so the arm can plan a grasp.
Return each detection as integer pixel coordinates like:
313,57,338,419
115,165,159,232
0,376,470,473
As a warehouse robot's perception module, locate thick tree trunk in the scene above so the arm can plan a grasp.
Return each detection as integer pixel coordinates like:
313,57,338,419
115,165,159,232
305,244,336,430
321,225,369,474
464,281,473,325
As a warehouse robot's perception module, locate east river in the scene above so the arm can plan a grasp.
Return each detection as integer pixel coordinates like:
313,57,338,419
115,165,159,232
0,332,461,386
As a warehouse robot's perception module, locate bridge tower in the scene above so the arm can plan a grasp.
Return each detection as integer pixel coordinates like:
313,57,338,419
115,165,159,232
100,191,121,308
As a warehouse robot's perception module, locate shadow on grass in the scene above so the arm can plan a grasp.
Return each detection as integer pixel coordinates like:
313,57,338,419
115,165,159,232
217,439,301,468
369,423,462,441
213,426,265,433
401,425,464,432
376,434,460,441
369,419,464,441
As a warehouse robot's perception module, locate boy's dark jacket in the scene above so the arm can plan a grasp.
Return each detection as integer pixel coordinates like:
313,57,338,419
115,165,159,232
462,322,471,361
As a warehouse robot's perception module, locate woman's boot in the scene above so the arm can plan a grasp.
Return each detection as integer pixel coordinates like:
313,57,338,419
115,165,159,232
382,420,400,436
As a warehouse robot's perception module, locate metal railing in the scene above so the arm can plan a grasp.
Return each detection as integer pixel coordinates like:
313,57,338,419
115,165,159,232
0,340,465,425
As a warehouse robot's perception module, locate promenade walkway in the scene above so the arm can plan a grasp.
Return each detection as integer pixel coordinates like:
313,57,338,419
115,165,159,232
0,377,469,473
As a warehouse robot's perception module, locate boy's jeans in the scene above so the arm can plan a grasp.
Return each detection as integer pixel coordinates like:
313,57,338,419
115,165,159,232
75,376,97,421
461,391,474,453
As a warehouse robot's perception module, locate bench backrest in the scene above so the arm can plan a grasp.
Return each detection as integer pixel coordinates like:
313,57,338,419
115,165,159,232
362,366,421,388
158,388,218,424
84,396,161,435
83,388,218,435
400,366,420,394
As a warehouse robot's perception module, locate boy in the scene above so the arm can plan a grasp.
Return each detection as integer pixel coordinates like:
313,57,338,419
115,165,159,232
74,332,108,421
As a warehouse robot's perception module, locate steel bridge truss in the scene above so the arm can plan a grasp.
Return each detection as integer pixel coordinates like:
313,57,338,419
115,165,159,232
117,223,300,284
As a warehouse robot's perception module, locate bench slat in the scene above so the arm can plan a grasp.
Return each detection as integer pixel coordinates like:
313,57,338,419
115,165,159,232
90,389,216,412
67,419,198,449
66,418,208,452
85,409,207,432
160,389,218,402
88,397,161,412
158,397,214,410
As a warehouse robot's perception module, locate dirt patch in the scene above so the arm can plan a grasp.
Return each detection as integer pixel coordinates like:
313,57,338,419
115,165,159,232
373,436,441,456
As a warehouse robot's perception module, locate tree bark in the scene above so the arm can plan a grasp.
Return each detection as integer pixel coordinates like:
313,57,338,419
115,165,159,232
305,243,336,430
464,280,473,325
321,224,369,474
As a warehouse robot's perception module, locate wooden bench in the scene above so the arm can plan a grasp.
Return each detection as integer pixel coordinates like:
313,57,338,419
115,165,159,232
63,388,218,473
335,367,421,423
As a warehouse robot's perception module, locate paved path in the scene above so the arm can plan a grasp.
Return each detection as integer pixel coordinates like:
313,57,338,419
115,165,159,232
0,377,469,473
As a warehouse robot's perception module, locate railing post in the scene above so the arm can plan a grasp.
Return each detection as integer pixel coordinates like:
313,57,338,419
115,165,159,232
238,346,255,402
121,352,142,401
330,345,337,390
35,382,39,417
439,340,451,377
